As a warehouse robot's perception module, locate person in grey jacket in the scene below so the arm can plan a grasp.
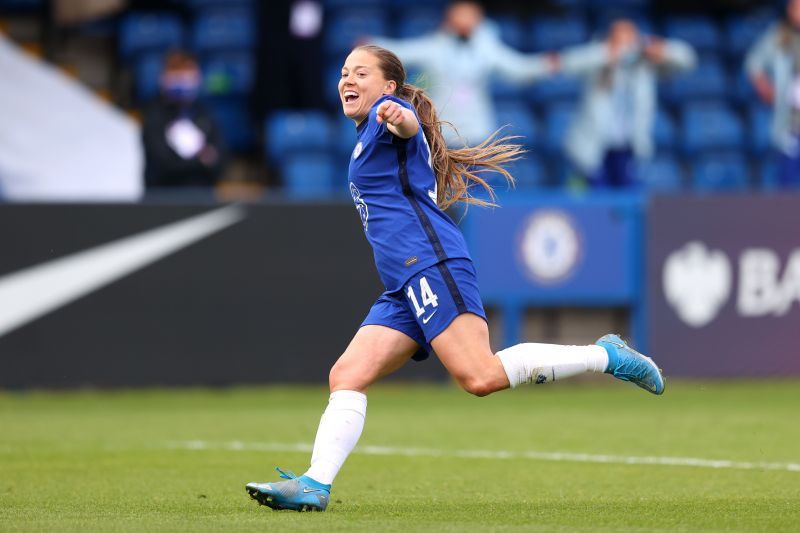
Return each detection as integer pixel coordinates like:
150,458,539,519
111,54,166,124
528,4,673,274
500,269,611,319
561,19,696,188
370,0,558,147
746,0,800,187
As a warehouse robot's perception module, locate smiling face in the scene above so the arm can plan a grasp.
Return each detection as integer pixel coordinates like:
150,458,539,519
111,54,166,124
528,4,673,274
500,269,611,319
609,19,639,50
445,1,483,38
339,49,397,124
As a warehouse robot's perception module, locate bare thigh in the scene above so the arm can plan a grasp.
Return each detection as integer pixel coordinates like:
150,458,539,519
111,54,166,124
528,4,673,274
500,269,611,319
430,313,510,397
329,325,420,393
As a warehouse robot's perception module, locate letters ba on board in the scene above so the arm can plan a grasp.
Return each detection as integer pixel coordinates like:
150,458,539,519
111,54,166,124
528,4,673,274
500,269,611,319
647,194,800,377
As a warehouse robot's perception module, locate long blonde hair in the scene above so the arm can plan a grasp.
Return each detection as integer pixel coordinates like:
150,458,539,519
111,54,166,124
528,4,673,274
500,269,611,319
355,45,523,209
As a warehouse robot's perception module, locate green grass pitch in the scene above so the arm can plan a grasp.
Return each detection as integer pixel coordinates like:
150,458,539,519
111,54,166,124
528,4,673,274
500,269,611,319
1,380,799,531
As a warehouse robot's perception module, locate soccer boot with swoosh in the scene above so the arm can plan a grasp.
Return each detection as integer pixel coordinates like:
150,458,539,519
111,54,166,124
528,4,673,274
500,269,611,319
246,467,331,512
596,334,665,395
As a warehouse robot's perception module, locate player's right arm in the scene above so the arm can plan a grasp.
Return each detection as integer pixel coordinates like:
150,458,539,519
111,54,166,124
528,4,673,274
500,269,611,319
376,100,419,139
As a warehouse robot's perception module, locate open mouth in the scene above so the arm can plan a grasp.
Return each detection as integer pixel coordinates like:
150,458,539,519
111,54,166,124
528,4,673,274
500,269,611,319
343,90,359,104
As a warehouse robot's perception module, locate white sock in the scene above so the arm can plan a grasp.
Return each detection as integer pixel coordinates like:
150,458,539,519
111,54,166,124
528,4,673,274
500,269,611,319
303,390,367,485
496,343,608,388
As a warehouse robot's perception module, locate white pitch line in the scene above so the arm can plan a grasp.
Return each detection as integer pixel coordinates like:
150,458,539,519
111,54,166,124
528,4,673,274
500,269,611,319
166,440,800,473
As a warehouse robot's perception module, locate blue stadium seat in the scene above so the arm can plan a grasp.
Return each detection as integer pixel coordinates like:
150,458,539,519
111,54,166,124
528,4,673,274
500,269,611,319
637,154,683,192
495,102,538,148
661,58,727,102
192,9,255,52
749,105,772,154
325,63,345,106
206,99,255,151
529,16,589,52
468,160,532,203
281,152,337,198
493,15,527,51
506,156,547,189
681,104,745,154
760,158,779,191
691,152,750,192
542,103,577,153
134,52,164,102
653,109,677,150
490,78,528,102
397,8,442,38
662,15,721,52
724,11,776,58
732,67,758,105
325,9,387,56
334,113,359,160
119,13,184,60
681,103,744,153
201,53,254,96
265,110,332,160
528,74,582,105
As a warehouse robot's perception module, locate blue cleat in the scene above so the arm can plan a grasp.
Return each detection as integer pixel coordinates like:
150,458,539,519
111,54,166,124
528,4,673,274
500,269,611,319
246,467,331,512
596,334,665,395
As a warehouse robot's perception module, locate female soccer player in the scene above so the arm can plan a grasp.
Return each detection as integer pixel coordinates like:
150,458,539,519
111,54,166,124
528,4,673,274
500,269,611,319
246,45,664,512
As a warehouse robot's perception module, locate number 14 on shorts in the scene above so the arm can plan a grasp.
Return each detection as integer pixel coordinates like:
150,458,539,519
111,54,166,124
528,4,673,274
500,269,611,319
406,276,439,321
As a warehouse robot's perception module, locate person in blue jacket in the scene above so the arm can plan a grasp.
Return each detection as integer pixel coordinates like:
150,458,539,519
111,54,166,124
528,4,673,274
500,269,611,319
245,44,665,513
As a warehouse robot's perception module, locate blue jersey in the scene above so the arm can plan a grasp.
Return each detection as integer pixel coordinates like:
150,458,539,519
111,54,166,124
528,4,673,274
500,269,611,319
348,95,471,292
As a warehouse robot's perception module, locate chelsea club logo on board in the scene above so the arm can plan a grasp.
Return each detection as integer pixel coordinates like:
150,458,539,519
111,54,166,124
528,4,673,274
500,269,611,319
518,210,582,284
352,141,363,159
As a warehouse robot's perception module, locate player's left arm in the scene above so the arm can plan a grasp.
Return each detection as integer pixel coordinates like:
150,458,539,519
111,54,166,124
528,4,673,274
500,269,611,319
376,100,419,139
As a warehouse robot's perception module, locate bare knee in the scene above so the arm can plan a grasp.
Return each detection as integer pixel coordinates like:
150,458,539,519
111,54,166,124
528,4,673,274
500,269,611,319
329,357,372,393
456,375,500,397
328,359,352,391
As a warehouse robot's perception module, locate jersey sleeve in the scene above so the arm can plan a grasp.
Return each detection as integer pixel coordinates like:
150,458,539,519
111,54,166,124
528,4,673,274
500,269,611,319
368,95,420,145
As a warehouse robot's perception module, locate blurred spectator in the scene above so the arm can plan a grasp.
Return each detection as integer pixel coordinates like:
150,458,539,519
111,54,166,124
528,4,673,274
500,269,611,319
560,19,696,188
142,51,227,187
369,0,557,147
746,0,800,188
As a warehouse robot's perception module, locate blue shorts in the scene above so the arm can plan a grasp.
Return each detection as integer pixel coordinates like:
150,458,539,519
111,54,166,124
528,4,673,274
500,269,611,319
361,258,486,361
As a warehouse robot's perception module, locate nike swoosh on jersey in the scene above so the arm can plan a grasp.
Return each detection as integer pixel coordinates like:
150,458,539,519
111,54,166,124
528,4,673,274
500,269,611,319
0,205,245,338
422,310,438,324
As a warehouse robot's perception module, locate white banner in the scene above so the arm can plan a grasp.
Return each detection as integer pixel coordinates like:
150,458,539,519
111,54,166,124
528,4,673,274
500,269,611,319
0,35,143,201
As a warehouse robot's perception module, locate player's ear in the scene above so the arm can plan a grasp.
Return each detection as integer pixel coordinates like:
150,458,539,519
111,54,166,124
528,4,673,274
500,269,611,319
383,80,397,95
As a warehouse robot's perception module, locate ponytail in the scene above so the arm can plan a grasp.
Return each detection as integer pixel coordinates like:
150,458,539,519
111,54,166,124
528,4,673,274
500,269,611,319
399,83,523,210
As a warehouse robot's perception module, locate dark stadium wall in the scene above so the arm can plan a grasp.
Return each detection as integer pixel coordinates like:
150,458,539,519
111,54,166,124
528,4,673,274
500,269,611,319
0,203,450,388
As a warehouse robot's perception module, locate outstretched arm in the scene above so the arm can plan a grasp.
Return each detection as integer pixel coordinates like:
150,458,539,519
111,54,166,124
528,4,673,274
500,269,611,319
490,39,560,83
557,42,611,76
644,37,697,72
376,100,419,139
